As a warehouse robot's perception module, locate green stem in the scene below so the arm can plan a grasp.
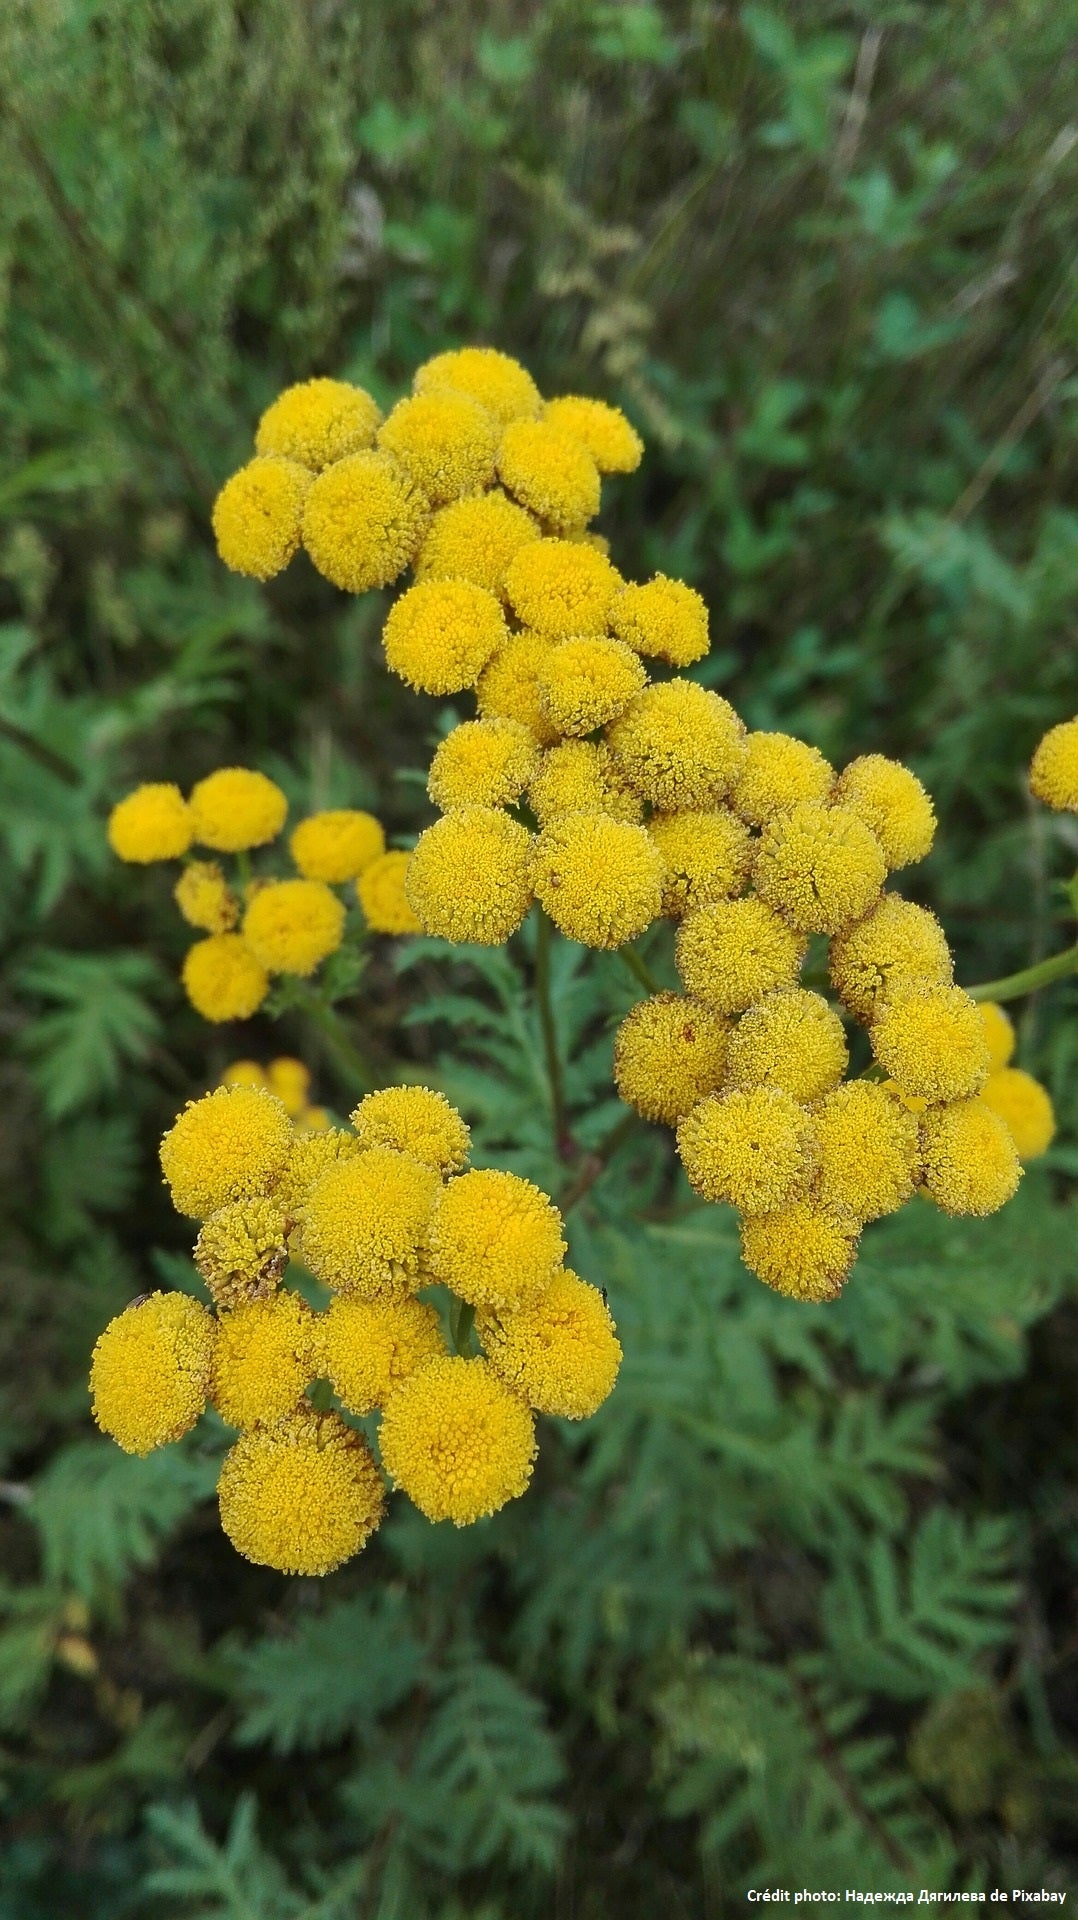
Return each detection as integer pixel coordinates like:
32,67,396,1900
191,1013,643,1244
533,910,570,1151
449,1299,475,1356
234,849,253,893
966,943,1078,1004
618,946,662,996
293,988,373,1096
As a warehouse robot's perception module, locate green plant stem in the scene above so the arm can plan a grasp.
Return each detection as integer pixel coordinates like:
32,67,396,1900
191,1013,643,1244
234,849,252,893
618,946,661,995
449,1299,475,1357
560,1111,641,1216
293,987,373,1096
533,910,570,1152
966,942,1078,1003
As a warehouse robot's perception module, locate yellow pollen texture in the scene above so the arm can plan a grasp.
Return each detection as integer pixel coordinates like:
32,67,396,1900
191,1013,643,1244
724,988,849,1104
1029,716,1078,811
406,807,534,944
416,489,539,597
300,1147,441,1298
613,992,729,1125
159,1085,293,1220
609,575,709,668
527,740,642,825
739,1201,860,1303
504,538,623,637
475,629,561,744
378,1354,537,1526
537,635,647,736
531,812,663,948
321,1294,447,1416
648,807,754,917
290,810,385,884
978,1002,1016,1073
274,1128,360,1216
376,390,498,504
676,1087,816,1214
189,767,288,852
350,1085,471,1173
194,1197,289,1310
497,418,601,532
414,346,542,424
424,1167,566,1309
920,1099,1022,1216
870,982,990,1103
182,934,269,1023
606,680,747,810
217,1408,386,1575
212,455,311,580
753,801,886,935
383,579,508,695
542,395,643,472
675,896,807,1015
174,860,238,933
254,377,381,469
242,878,346,977
811,1082,920,1223
108,783,193,862
211,1291,318,1430
833,754,936,869
477,1269,622,1419
357,850,424,934
302,451,428,593
828,893,953,1023
90,1293,216,1455
427,719,540,812
729,732,835,827
978,1068,1056,1161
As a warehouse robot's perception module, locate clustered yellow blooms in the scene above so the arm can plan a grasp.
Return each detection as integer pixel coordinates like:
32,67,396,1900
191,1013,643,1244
219,1056,331,1132
88,1081,621,1575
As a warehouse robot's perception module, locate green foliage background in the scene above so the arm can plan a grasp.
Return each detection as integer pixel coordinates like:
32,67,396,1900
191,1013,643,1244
1,1,1077,1910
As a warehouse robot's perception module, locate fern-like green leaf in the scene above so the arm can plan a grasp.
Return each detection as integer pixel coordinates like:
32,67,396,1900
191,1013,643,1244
32,1435,221,1598
233,1590,425,1754
16,948,163,1117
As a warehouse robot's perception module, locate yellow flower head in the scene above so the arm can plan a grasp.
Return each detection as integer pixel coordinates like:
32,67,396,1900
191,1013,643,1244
265,1057,311,1118
242,878,346,977
728,731,834,827
527,740,642,826
833,754,936,869
212,455,311,580
414,346,542,424
497,418,601,532
194,1196,289,1310
221,1060,268,1090
504,537,623,637
537,635,647,736
160,1084,293,1219
356,849,423,935
416,489,539,597
870,982,990,1103
108,783,194,863
753,800,886,935
648,807,754,917
174,860,238,933
725,987,849,1104
828,893,953,1023
218,1407,385,1575
406,807,534,945
378,1354,537,1525
609,575,709,668
427,718,540,812
189,767,288,852
740,1200,859,1303
542,395,643,473
254,377,381,469
182,934,269,1023
676,1086,816,1214
477,1269,622,1420
321,1294,447,1416
613,992,729,1125
978,1001,1016,1073
274,1126,360,1215
475,629,561,744
211,1291,318,1430
350,1084,471,1173
302,451,428,593
811,1082,920,1224
531,812,663,948
376,390,498,503
1029,716,1078,811
90,1292,216,1455
674,896,807,1014
424,1167,566,1309
383,579,508,695
300,1147,441,1297
606,680,747,810
920,1098,1022,1216
290,810,385,884
979,1067,1056,1161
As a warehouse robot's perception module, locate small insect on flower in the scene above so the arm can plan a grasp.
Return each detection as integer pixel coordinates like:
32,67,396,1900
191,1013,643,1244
613,993,730,1125
302,450,429,593
407,807,534,945
833,754,936,870
978,1067,1056,1161
242,878,347,977
321,1294,448,1417
350,1085,471,1173
497,418,602,532
542,395,643,473
530,812,664,949
376,390,498,504
504,537,624,638
416,488,540,597
675,895,807,1015
424,1167,566,1310
212,456,312,580
356,849,424,934
255,377,382,468
676,1087,817,1214
414,345,542,424
378,1354,537,1525
218,1407,386,1575
189,767,288,852
383,579,508,695
477,1269,622,1419
728,731,835,827
108,783,194,862
290,810,385,884
1029,715,1078,812
609,575,709,668
159,1084,294,1220
90,1293,216,1455
606,679,747,810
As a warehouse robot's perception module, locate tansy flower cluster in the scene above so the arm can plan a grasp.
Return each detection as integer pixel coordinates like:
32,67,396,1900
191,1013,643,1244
88,1081,621,1575
219,1056,331,1132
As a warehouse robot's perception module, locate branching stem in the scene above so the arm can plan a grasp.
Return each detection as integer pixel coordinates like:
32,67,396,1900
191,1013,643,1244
966,942,1078,1003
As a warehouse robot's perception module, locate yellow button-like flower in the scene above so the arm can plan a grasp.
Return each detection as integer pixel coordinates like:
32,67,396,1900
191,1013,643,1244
194,1196,289,1310
383,579,508,694
753,800,886,935
218,1407,386,1575
606,680,747,810
182,934,269,1023
321,1294,447,1416
376,389,498,503
265,1057,312,1118
608,575,709,668
828,893,953,1023
504,537,623,637
254,377,381,469
378,1354,537,1525
531,812,663,948
300,1147,441,1298
676,1087,816,1214
739,1200,860,1303
542,395,643,473
870,981,990,1103
242,878,346,977
221,1060,268,1090
414,345,542,424
108,782,194,863
475,629,561,744
811,1082,920,1223
920,1098,1022,1216
425,1167,566,1309
350,1084,471,1173
537,635,647,736
274,1126,360,1216
290,810,385,884
406,807,534,945
356,849,423,934
302,451,428,593
978,1067,1056,1161
527,740,642,825
174,859,238,933
648,807,754,917
160,1084,293,1219
497,418,601,532
833,754,936,869
978,1001,1015,1073
212,455,312,580
477,1269,622,1419
211,1292,318,1429
427,718,540,812
675,896,807,1014
90,1293,216,1455
613,992,729,1125
725,987,848,1104
189,767,288,852
415,488,539,597
728,731,834,827
1029,716,1078,811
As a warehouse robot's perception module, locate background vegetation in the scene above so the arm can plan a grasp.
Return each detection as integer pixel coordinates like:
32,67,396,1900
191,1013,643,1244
1,1,1077,1911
